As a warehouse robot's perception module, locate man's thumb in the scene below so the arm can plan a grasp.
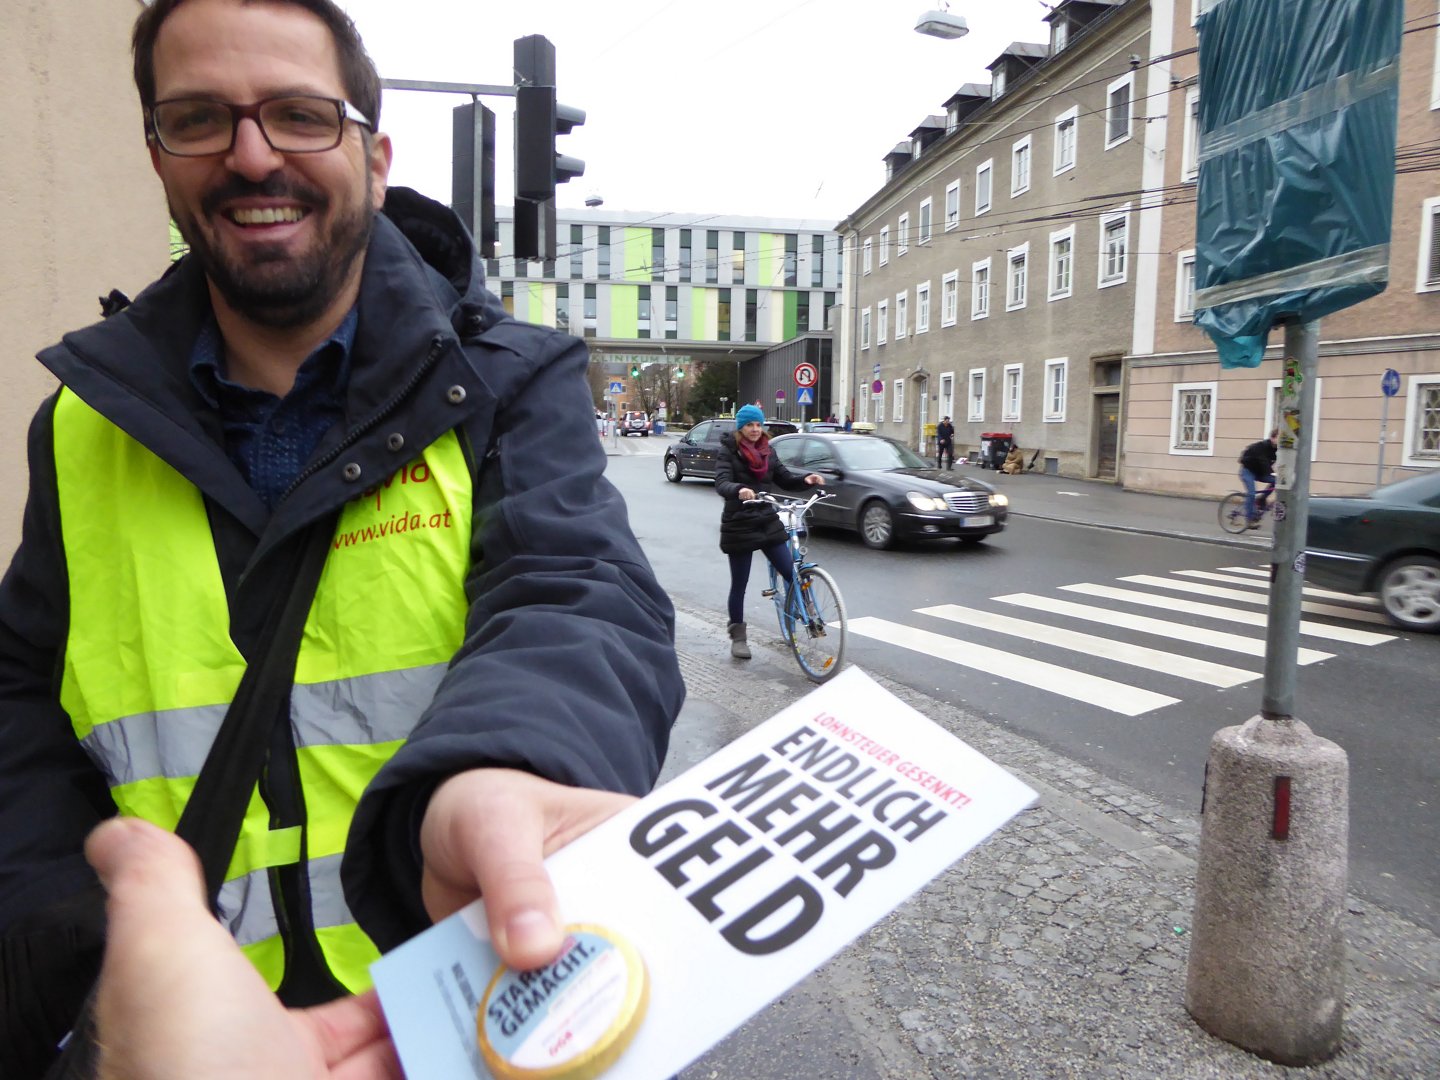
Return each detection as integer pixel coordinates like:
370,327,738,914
85,818,206,912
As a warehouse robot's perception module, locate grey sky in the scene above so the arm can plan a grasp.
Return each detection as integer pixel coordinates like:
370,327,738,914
339,0,1052,222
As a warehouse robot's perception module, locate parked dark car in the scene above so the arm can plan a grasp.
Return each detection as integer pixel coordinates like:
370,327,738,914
619,411,650,437
1304,470,1440,631
664,418,797,482
770,432,1008,549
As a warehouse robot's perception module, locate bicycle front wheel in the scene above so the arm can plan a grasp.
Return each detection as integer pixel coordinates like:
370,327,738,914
1217,492,1248,534
789,566,847,683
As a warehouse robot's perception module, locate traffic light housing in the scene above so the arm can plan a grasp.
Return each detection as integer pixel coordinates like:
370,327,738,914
450,101,496,257
513,35,584,262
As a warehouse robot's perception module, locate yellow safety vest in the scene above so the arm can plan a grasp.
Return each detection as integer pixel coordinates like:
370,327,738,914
52,389,472,991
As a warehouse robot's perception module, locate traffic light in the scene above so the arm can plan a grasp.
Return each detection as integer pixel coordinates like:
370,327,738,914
630,365,641,378
675,366,685,379
450,101,496,257
513,34,585,262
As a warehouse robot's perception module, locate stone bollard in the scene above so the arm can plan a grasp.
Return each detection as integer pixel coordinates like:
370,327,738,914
1185,715,1348,1065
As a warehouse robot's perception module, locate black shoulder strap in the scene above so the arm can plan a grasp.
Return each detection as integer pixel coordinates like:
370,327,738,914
45,512,338,1080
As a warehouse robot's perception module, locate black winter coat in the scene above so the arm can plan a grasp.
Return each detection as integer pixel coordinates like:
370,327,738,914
713,431,810,553
1239,438,1277,476
0,187,684,1076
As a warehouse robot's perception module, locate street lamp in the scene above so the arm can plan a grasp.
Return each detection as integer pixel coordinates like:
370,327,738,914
914,4,969,39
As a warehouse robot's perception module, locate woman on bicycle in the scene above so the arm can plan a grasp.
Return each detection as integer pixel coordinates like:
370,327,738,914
715,405,824,659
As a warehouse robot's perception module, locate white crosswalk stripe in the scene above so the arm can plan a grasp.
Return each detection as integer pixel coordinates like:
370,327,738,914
1119,574,1392,626
1061,583,1395,645
844,563,1393,719
847,616,1179,716
993,592,1335,664
916,604,1257,687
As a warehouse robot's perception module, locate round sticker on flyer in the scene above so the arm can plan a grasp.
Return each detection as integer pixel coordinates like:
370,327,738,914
478,924,649,1080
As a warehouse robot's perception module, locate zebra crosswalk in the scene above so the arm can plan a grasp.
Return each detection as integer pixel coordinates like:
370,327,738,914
847,564,1395,717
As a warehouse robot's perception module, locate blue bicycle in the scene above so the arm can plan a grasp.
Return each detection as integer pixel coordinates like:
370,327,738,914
750,491,848,683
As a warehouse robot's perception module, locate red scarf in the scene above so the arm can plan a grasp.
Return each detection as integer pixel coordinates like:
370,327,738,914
737,432,772,480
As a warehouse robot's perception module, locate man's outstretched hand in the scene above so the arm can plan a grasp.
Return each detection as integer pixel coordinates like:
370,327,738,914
419,769,635,970
87,818,401,1080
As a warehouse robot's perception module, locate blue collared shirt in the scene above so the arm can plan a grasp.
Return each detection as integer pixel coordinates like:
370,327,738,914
190,308,356,509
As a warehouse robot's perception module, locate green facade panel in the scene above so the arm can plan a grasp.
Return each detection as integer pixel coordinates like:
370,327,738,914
610,284,639,338
623,228,649,281
783,290,799,340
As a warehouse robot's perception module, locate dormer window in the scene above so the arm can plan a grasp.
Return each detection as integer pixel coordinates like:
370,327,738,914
993,67,1008,97
946,105,960,133
1053,18,1069,52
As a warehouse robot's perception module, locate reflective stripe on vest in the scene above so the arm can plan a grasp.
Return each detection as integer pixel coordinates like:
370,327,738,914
53,389,472,991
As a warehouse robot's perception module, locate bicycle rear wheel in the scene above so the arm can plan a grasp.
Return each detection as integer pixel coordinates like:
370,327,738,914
789,566,847,683
1217,492,1249,534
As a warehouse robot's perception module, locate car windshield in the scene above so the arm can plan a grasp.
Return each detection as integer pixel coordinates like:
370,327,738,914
834,437,929,471
1374,471,1440,506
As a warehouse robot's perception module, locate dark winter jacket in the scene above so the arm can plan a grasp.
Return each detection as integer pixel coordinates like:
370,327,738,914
713,430,810,553
1239,438,1277,477
936,421,955,446
0,188,683,1065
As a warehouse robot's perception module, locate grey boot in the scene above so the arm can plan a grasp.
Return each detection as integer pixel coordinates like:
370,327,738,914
728,622,751,659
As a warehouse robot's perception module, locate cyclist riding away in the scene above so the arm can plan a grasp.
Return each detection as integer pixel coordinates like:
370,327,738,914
1238,429,1279,529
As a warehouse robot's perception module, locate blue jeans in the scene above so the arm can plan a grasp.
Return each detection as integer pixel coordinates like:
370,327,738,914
1239,467,1271,521
728,542,794,624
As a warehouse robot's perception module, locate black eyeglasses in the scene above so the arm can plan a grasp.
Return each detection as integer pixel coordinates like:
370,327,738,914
147,95,373,157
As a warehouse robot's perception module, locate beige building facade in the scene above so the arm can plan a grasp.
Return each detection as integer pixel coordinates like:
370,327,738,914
837,0,1157,479
1123,0,1440,498
1,0,171,556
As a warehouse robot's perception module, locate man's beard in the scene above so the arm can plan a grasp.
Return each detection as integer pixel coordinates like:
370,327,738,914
174,173,375,329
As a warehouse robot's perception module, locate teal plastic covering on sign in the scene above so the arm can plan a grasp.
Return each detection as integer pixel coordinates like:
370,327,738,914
1193,0,1403,368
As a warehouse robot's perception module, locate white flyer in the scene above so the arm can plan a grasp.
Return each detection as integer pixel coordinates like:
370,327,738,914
371,666,1037,1079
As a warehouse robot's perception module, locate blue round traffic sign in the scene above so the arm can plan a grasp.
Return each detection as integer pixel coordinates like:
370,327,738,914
1381,368,1400,397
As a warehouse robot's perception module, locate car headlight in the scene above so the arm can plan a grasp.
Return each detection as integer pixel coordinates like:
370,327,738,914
906,492,946,511
989,492,1010,508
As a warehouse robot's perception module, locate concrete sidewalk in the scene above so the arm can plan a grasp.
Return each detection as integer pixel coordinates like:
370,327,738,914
665,476,1439,1078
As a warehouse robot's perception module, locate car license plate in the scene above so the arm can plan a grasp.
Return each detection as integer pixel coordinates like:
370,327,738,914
961,514,993,527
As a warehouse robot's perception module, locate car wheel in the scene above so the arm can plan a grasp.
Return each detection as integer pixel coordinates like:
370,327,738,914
641,430,649,437
956,535,987,547
859,500,895,550
1377,554,1440,632
664,457,683,483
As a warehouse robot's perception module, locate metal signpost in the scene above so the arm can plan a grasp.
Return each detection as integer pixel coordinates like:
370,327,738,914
1377,367,1400,488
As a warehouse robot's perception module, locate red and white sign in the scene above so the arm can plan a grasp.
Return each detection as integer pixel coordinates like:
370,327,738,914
793,362,818,388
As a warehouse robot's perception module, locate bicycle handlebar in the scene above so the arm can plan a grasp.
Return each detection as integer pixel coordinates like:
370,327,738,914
743,490,834,512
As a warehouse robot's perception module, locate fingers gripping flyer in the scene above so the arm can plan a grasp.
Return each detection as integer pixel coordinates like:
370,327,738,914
372,667,1038,1079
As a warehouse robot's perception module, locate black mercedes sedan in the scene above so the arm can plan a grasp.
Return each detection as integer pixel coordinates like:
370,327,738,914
771,432,1008,549
1304,470,1440,632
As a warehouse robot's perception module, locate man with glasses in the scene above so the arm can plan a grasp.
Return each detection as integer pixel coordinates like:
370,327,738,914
0,1,683,1074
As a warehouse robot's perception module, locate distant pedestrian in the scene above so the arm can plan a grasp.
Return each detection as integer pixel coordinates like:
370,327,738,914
1238,429,1278,527
713,405,823,660
843,415,853,432
935,416,955,470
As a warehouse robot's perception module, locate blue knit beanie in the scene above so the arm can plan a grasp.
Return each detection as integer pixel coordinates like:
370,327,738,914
735,404,766,428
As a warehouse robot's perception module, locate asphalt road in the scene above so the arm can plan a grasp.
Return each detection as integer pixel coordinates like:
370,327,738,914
607,436,1440,935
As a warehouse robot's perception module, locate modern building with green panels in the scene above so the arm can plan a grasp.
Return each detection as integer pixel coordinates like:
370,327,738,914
490,208,843,352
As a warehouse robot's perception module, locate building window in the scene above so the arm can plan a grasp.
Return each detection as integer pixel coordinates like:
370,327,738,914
1099,208,1130,287
555,284,570,332
652,228,665,281
1182,87,1201,182
1054,106,1077,174
879,225,890,266
1175,250,1197,320
583,283,597,322
797,291,810,332
1049,227,1074,300
1044,357,1068,422
993,65,1008,98
975,160,993,214
597,226,611,277
972,258,991,319
1011,135,1032,196
915,281,931,333
666,285,678,338
940,372,954,419
877,299,888,345
918,198,933,244
968,369,986,422
569,224,584,277
1002,363,1023,422
638,285,651,338
1403,376,1440,466
745,289,757,342
863,238,873,275
1417,198,1440,292
873,381,885,425
893,380,905,422
1053,16,1069,51
944,180,961,230
861,307,871,350
1106,73,1134,148
812,234,824,287
1171,382,1217,454
706,230,719,283
1265,377,1323,459
732,232,746,283
1007,243,1029,311
719,288,732,339
895,290,908,338
898,213,910,256
941,271,959,327
784,233,798,287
